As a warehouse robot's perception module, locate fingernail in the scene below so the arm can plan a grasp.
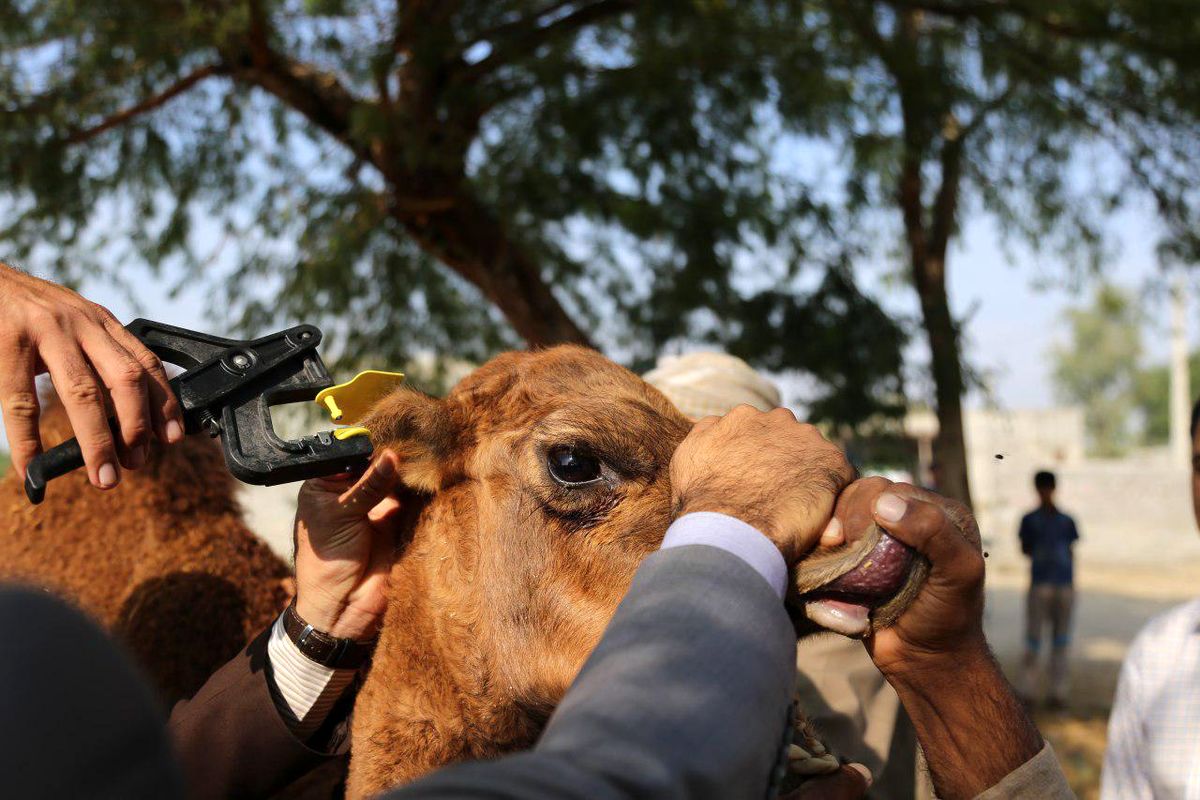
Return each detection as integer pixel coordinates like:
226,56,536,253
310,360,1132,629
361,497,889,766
374,453,395,477
128,446,146,470
98,463,119,488
875,493,907,523
820,517,844,546
848,762,873,786
165,420,184,444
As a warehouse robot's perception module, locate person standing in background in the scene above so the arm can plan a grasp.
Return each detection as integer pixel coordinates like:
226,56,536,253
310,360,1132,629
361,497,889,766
1017,470,1079,710
644,352,922,800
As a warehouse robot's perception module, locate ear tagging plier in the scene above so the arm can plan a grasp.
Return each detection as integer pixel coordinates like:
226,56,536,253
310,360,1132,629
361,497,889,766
24,319,404,505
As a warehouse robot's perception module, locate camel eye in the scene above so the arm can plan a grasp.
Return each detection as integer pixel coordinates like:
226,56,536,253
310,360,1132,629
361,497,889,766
546,445,603,486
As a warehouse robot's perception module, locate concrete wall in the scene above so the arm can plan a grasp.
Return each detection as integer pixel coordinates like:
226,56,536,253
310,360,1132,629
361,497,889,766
963,407,1200,568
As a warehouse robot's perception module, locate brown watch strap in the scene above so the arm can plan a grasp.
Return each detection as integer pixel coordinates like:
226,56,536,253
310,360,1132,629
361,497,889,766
281,602,375,670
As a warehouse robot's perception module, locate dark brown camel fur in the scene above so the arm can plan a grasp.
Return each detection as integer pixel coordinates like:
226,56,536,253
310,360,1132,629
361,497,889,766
0,403,291,705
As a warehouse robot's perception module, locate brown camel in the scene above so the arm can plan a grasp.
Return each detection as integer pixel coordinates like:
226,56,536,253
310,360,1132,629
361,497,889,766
345,345,925,797
0,346,925,798
0,403,291,705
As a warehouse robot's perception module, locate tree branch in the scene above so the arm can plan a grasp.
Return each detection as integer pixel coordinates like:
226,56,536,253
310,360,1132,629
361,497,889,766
470,0,578,44
226,10,375,166
883,0,1189,61
844,1,904,80
233,55,374,162
889,8,930,268
63,65,226,145
929,132,963,259
464,0,634,79
960,81,1016,138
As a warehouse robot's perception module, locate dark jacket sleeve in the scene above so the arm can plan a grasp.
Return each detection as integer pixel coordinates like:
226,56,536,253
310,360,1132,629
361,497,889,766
384,544,798,800
168,624,350,800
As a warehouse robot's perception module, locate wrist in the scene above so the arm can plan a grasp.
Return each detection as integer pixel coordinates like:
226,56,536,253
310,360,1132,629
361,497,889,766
281,602,376,670
876,631,991,686
295,596,382,642
663,512,788,599
883,634,1042,799
294,594,343,636
674,500,787,559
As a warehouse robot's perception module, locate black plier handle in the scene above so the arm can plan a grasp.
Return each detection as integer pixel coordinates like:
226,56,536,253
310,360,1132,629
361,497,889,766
24,319,373,504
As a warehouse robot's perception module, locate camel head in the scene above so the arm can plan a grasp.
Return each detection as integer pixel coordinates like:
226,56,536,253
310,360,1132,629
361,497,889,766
345,345,928,796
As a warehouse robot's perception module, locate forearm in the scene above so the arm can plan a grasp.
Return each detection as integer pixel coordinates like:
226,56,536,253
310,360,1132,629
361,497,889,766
266,613,360,739
886,643,1043,799
169,625,346,799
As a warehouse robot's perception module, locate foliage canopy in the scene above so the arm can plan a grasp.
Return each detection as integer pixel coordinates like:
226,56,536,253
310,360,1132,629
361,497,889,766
0,0,907,426
5,0,1200,441
1052,284,1143,456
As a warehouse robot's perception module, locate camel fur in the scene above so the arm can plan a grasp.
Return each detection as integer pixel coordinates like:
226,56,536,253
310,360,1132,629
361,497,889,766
0,403,291,704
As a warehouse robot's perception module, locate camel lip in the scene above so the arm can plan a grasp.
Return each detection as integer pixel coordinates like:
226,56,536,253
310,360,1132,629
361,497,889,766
804,597,871,638
813,531,916,604
804,588,889,607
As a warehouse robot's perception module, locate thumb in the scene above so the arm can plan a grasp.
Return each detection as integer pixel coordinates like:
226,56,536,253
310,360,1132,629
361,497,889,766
785,763,871,800
337,450,400,515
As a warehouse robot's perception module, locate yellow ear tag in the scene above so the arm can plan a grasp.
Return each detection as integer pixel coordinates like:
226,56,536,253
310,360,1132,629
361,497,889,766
315,370,406,439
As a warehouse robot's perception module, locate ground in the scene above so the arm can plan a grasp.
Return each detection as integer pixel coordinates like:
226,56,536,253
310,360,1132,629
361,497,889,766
985,560,1200,799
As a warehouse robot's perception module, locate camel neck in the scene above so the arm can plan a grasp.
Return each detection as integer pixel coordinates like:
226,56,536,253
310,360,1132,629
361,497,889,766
345,565,538,798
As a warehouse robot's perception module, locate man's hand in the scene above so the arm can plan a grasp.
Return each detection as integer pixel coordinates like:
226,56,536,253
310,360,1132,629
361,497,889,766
0,264,184,488
830,477,1042,799
293,451,402,641
670,405,854,565
829,478,987,676
784,764,871,800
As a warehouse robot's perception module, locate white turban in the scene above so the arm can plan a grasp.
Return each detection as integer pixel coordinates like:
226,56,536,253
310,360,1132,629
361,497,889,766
643,352,782,419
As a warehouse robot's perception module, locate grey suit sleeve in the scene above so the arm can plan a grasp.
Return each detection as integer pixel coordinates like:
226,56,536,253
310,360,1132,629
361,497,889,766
384,544,798,800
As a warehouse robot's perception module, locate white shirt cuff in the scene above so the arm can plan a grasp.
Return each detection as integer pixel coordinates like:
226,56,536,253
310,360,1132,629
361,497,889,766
267,613,359,739
660,512,788,598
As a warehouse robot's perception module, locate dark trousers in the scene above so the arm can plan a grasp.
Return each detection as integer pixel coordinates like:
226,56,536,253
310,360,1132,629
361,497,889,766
1021,582,1075,703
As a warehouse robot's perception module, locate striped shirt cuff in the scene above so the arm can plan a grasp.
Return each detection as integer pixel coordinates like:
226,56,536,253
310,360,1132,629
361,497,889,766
660,512,787,598
266,613,359,740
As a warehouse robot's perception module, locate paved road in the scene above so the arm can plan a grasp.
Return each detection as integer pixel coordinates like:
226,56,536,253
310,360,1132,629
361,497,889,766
985,581,1186,712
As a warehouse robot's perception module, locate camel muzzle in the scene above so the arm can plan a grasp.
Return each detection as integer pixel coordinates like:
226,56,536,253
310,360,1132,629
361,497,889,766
801,531,922,638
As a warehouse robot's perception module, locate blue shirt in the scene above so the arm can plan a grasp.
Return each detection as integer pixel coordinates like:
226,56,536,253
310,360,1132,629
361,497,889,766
1018,507,1079,586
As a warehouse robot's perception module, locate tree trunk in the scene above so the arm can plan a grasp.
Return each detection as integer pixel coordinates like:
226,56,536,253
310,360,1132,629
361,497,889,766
912,253,973,507
392,187,592,348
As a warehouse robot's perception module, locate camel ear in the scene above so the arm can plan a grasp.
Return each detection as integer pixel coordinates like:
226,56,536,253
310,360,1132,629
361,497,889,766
361,389,462,492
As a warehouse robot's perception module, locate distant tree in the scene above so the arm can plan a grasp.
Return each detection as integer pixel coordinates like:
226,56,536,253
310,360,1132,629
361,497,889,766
764,0,1200,502
0,0,906,428
1052,285,1143,457
1134,352,1200,445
